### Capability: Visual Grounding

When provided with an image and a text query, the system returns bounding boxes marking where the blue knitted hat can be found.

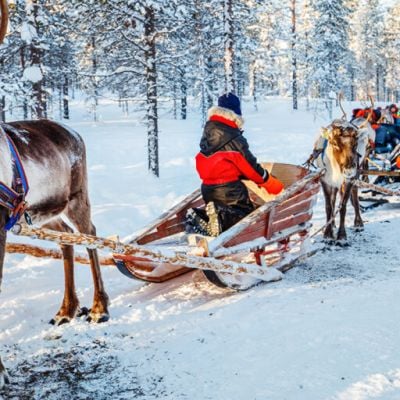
[218,93,242,116]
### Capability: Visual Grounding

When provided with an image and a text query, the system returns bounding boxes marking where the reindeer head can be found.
[0,0,8,44]
[328,120,359,176]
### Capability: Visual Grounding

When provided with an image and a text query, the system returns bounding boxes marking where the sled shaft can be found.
[12,224,280,281]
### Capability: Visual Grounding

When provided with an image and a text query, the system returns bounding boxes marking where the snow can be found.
[22,66,43,84]
[1,98,400,399]
[20,22,36,45]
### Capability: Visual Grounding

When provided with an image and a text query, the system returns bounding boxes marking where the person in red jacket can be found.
[189,93,284,236]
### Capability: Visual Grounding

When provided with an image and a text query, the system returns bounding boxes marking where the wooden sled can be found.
[113,163,322,290]
[358,153,400,209]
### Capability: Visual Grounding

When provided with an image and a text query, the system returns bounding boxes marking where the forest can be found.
[0,0,399,175]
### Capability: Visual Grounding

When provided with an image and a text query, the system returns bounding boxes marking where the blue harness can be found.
[0,134,30,230]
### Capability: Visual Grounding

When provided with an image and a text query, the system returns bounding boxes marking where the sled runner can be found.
[113,163,322,290]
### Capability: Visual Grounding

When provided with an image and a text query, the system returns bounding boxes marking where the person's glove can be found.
[259,175,284,195]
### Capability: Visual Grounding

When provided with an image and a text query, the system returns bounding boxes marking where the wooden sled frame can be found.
[113,163,323,285]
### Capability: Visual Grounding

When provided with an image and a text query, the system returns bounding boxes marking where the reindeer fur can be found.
[315,119,375,243]
[0,120,110,386]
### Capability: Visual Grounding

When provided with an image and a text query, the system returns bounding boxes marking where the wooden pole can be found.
[355,179,400,196]
[6,242,114,265]
[11,224,282,281]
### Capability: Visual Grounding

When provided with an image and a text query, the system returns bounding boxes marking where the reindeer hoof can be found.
[49,316,71,326]
[49,315,72,326]
[76,307,90,317]
[86,311,110,324]
[323,237,335,245]
[335,239,349,247]
[353,221,364,232]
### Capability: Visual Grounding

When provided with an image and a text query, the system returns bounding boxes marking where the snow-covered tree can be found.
[350,0,384,100]
[383,2,400,102]
[308,0,352,100]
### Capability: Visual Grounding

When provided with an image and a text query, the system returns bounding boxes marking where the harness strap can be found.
[0,134,30,230]
[7,134,29,195]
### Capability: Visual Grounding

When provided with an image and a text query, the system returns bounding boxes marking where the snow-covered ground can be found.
[1,98,400,400]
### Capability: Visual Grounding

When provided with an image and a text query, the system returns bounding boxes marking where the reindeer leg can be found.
[45,219,80,325]
[337,183,353,244]
[86,245,109,323]
[65,193,109,323]
[351,185,364,231]
[49,243,79,325]
[321,181,335,241]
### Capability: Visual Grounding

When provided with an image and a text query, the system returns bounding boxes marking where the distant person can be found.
[389,104,400,126]
[187,92,284,236]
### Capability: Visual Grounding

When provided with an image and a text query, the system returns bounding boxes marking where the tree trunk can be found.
[194,0,214,123]
[249,61,258,111]
[173,80,177,120]
[91,36,98,121]
[224,0,235,93]
[180,70,187,120]
[63,75,69,119]
[291,0,298,110]
[145,6,159,177]
[0,95,5,122]
[30,0,44,119]
[375,66,380,102]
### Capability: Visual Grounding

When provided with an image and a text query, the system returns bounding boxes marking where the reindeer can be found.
[0,1,109,388]
[310,97,375,244]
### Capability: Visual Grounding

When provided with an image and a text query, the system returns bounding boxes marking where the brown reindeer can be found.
[0,2,109,388]
[313,116,375,244]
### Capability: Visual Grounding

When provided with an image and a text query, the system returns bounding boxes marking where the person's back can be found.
[194,93,283,234]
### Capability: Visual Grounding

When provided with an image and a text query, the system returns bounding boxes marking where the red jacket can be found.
[196,151,266,185]
[196,113,268,186]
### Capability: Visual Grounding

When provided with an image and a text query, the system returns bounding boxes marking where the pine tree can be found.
[350,0,384,100]
[383,2,400,102]
[309,0,352,101]
[246,0,286,101]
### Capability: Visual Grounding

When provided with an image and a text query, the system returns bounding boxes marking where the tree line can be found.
[0,0,399,176]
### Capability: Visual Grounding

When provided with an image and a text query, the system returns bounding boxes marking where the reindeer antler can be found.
[359,95,375,128]
[338,91,347,121]
[0,0,8,44]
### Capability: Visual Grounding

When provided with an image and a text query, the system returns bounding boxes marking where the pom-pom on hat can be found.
[218,93,242,116]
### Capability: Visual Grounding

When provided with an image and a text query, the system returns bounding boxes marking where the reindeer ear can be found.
[321,127,329,139]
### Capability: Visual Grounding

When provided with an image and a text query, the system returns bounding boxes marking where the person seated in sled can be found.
[352,108,381,130]
[187,92,284,237]
[371,105,400,154]
[389,104,400,126]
